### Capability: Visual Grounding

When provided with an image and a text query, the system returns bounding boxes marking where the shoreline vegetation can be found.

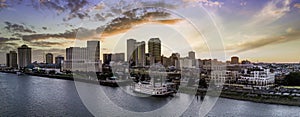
[178,87,300,107]
[1,70,300,107]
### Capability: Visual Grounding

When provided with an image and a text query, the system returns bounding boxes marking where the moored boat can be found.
[132,81,175,97]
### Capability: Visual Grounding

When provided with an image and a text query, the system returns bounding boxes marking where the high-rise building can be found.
[6,51,18,68]
[161,55,170,67]
[148,38,161,64]
[18,45,32,69]
[188,51,196,59]
[127,39,146,66]
[66,47,87,61]
[9,51,18,68]
[64,41,102,72]
[103,53,112,65]
[111,53,125,62]
[136,41,145,66]
[46,53,53,64]
[127,39,137,62]
[188,51,196,66]
[145,53,151,66]
[6,53,10,67]
[87,41,100,62]
[55,55,64,66]
[170,53,180,67]
[231,56,239,64]
[65,47,87,71]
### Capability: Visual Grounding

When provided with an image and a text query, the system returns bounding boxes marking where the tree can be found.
[284,72,300,86]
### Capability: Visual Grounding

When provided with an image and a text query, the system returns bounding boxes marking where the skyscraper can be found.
[46,53,53,64]
[103,53,112,65]
[127,39,146,66]
[18,45,32,69]
[55,55,64,67]
[87,41,100,62]
[188,51,196,66]
[6,51,18,68]
[136,41,145,66]
[148,38,161,64]
[9,51,18,68]
[66,47,87,61]
[111,53,125,62]
[6,53,10,67]
[64,41,102,72]
[231,56,239,64]
[170,53,180,69]
[127,39,137,62]
[188,51,196,59]
[65,47,87,71]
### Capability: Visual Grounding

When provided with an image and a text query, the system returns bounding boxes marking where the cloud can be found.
[30,41,65,47]
[228,30,300,53]
[21,27,103,42]
[63,12,90,21]
[141,1,179,9]
[1,0,93,21]
[240,1,247,6]
[286,27,294,33]
[94,13,106,21]
[182,0,223,7]
[4,21,36,33]
[0,37,20,43]
[294,3,300,9]
[152,19,183,24]
[22,7,182,42]
[0,2,7,9]
[0,37,20,52]
[249,0,291,25]
[38,0,65,14]
[101,7,182,37]
[1,0,187,22]
[22,29,77,41]
[93,2,105,10]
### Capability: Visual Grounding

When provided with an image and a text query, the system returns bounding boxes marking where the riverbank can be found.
[176,86,300,106]
[220,90,300,107]
[0,70,100,84]
[0,71,131,86]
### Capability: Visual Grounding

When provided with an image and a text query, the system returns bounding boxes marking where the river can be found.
[0,72,299,117]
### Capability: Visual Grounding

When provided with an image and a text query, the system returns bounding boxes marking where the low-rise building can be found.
[238,66,275,89]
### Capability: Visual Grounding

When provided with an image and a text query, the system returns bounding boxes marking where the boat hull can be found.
[132,89,174,97]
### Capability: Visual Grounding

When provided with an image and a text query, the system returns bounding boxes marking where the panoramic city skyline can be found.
[1,1,300,116]
[1,0,300,64]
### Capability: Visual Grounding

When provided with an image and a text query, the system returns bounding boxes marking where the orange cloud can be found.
[100,19,183,37]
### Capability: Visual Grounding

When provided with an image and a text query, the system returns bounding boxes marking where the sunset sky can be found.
[0,0,300,64]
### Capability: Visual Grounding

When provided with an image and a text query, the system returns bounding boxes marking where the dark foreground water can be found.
[0,72,299,117]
